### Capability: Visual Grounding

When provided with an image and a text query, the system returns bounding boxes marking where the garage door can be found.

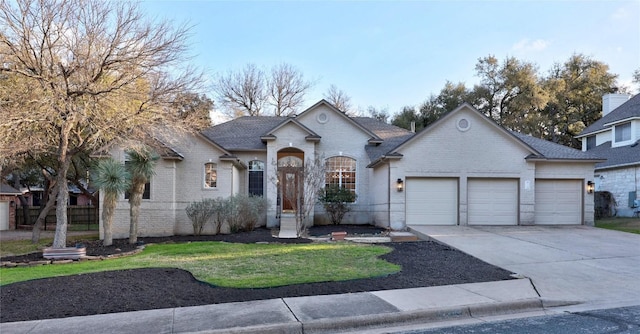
[468,179,518,225]
[535,180,582,225]
[406,178,458,225]
[0,201,9,231]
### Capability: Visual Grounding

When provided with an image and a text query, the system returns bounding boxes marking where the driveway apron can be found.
[409,225,640,308]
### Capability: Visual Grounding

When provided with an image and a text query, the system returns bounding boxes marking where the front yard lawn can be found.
[595,217,640,235]
[0,242,399,288]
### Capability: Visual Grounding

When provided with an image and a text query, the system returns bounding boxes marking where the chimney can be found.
[602,93,632,117]
[410,121,416,133]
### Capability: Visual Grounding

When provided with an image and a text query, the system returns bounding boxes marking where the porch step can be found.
[389,231,419,242]
[278,215,298,239]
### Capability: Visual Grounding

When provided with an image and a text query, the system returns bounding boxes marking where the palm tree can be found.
[125,148,159,244]
[93,158,130,246]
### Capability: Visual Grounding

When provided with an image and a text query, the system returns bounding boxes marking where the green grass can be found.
[595,217,640,234]
[0,234,99,257]
[0,242,400,288]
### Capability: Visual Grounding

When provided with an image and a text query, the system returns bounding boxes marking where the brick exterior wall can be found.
[0,195,17,230]
[99,103,597,239]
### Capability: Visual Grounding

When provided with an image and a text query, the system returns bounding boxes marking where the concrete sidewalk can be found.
[1,278,542,334]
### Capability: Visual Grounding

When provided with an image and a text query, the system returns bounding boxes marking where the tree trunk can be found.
[52,164,70,248]
[17,195,31,226]
[52,120,74,248]
[102,194,115,246]
[30,186,58,244]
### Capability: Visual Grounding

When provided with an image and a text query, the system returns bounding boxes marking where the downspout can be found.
[387,161,391,228]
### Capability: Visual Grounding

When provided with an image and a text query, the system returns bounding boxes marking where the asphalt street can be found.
[394,305,640,334]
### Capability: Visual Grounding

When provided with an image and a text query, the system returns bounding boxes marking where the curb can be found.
[301,299,544,334]
[195,298,546,334]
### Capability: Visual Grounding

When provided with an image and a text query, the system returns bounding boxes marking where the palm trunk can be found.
[102,193,116,246]
[128,181,144,244]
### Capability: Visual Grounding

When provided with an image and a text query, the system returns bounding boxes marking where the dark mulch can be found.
[0,225,515,323]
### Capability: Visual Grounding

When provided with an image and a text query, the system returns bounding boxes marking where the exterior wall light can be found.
[586,181,594,194]
[396,178,404,192]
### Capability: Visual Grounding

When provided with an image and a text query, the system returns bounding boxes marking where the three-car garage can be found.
[404,177,583,226]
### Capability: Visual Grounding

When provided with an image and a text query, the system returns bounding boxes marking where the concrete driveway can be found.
[410,225,640,311]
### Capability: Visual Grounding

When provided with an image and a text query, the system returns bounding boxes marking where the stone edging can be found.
[0,246,145,268]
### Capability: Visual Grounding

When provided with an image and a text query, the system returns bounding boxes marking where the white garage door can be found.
[0,201,9,231]
[468,179,519,225]
[535,179,582,225]
[406,178,458,225]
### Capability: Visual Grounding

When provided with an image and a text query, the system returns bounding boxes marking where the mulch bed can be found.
[0,225,515,323]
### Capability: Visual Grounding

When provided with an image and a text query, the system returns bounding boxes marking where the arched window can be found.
[248,160,264,196]
[325,156,356,197]
[204,163,217,188]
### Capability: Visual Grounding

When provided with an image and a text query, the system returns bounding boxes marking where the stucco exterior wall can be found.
[596,166,640,217]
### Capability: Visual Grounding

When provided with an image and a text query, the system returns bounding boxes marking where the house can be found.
[0,182,22,230]
[100,100,602,238]
[576,93,640,217]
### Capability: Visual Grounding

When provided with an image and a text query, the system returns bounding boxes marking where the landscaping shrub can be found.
[220,194,269,233]
[185,198,217,235]
[319,185,357,225]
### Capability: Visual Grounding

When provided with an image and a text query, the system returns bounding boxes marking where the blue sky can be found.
[141,0,640,117]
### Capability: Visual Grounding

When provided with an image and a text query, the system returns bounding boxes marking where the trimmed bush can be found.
[319,185,357,225]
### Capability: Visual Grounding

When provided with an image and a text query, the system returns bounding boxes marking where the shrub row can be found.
[185,194,269,235]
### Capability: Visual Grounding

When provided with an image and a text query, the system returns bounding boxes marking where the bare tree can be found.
[268,63,313,116]
[214,63,266,117]
[324,84,352,113]
[0,0,202,248]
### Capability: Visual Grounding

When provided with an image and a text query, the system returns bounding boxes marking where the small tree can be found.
[93,158,130,246]
[319,185,357,225]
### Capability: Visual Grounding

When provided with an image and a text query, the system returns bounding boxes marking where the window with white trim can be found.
[614,122,631,143]
[204,163,217,188]
[325,156,356,200]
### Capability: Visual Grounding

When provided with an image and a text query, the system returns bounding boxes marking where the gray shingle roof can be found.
[579,93,640,136]
[1,183,22,195]
[586,141,640,170]
[201,116,286,151]
[510,132,603,161]
[352,117,414,161]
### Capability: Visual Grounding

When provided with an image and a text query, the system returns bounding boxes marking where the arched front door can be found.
[277,149,304,213]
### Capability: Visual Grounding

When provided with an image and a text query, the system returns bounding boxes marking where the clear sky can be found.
[140,0,640,117]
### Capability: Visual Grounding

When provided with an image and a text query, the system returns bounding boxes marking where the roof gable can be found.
[393,103,539,155]
[578,93,640,137]
[296,100,382,143]
[261,118,321,142]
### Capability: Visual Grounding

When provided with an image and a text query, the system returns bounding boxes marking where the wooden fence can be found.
[16,205,99,230]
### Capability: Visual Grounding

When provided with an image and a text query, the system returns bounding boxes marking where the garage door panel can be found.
[535,180,582,225]
[406,178,457,225]
[468,179,518,225]
[0,202,9,231]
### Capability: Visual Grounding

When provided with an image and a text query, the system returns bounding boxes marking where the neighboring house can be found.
[101,100,602,238]
[0,183,22,230]
[576,93,640,217]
